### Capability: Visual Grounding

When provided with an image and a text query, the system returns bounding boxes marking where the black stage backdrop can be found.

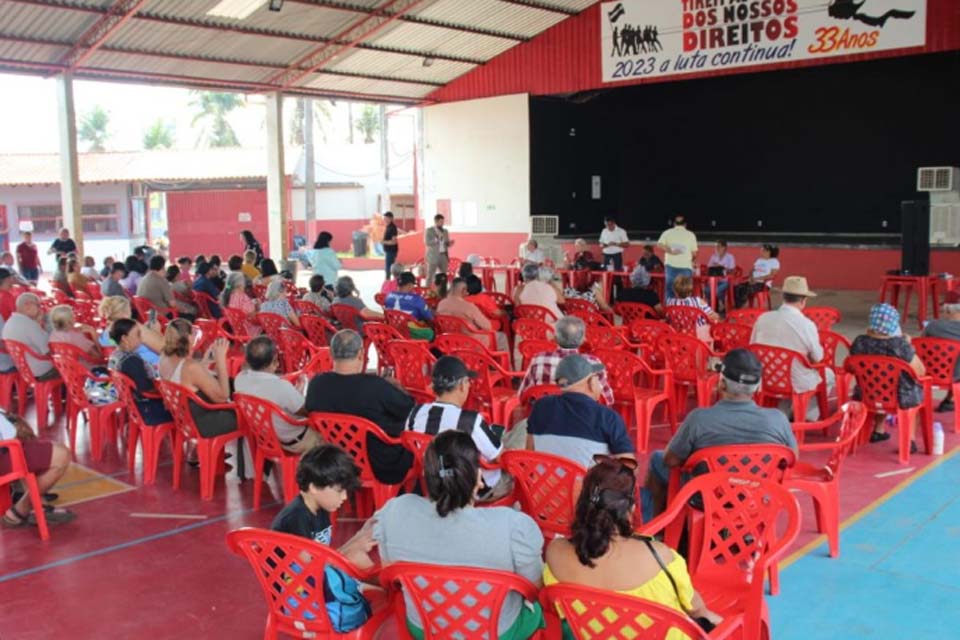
[530,51,960,239]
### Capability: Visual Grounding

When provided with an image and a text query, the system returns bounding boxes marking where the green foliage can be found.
[355,104,380,144]
[78,105,110,152]
[190,91,244,147]
[143,119,174,149]
[289,97,333,145]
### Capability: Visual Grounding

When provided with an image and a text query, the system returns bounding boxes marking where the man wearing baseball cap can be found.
[922,289,960,412]
[643,348,797,519]
[526,354,635,469]
[751,275,831,419]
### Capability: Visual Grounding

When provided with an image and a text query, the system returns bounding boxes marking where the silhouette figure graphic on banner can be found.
[828,0,916,27]
[612,23,662,56]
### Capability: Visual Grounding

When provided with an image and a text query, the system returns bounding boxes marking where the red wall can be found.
[166,189,268,261]
[290,219,368,253]
[429,0,960,103]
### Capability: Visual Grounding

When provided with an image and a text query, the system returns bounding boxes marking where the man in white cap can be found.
[750,275,830,418]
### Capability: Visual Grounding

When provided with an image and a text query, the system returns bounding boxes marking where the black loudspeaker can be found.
[901,200,930,276]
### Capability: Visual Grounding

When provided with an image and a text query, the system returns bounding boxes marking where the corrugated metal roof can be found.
[0,0,601,103]
[0,148,301,186]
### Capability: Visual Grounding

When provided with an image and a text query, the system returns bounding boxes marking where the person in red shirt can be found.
[15,231,40,283]
[0,269,16,320]
[464,274,505,331]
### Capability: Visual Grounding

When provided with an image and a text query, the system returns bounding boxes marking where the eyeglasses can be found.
[592,454,638,472]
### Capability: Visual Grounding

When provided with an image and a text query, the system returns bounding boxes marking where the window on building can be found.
[17,203,120,235]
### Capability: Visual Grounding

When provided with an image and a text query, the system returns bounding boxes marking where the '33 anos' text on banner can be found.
[600,0,926,82]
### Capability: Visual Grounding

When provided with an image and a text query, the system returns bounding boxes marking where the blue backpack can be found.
[323,566,371,632]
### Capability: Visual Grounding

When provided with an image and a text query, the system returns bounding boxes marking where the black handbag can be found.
[635,535,717,633]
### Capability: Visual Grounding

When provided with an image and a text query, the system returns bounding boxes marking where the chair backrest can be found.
[381,562,539,640]
[542,584,711,640]
[85,282,103,300]
[593,348,647,400]
[301,314,337,346]
[710,322,752,353]
[912,337,960,386]
[433,314,475,336]
[110,370,162,438]
[793,401,868,478]
[514,304,558,323]
[664,305,710,336]
[193,318,221,354]
[485,291,514,310]
[3,339,50,384]
[682,444,796,481]
[226,528,367,637]
[50,343,100,410]
[373,292,386,308]
[819,330,851,370]
[803,306,841,331]
[222,307,255,339]
[255,312,291,344]
[451,349,508,410]
[434,332,494,358]
[308,412,395,486]
[563,297,599,314]
[500,449,586,538]
[385,340,435,392]
[277,327,317,373]
[70,299,98,326]
[193,290,219,319]
[363,322,404,367]
[613,301,658,324]
[519,383,562,409]
[512,317,554,342]
[330,303,363,331]
[748,343,813,399]
[844,355,922,413]
[155,379,210,440]
[517,339,555,370]
[657,333,713,383]
[628,319,675,346]
[569,308,613,328]
[291,299,325,317]
[383,309,413,338]
[234,393,305,459]
[726,308,764,326]
[583,323,629,352]
[131,296,164,321]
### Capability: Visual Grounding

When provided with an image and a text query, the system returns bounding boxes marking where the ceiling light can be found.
[207,0,265,20]
[269,0,284,10]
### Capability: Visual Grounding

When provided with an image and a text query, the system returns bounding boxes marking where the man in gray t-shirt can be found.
[921,290,960,411]
[644,348,798,517]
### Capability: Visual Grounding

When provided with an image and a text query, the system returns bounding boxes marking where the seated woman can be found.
[49,304,102,364]
[302,274,334,312]
[99,296,163,370]
[256,258,280,288]
[734,244,780,308]
[165,265,199,317]
[333,276,383,323]
[107,318,172,426]
[665,275,719,340]
[616,263,662,311]
[851,303,926,451]
[374,431,545,640]
[430,273,448,300]
[514,264,564,323]
[121,255,145,297]
[706,240,736,312]
[158,319,237,438]
[260,279,301,328]
[52,257,75,298]
[221,271,261,337]
[81,255,101,282]
[545,456,722,639]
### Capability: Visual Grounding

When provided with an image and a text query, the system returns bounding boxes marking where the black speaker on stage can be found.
[901,200,930,276]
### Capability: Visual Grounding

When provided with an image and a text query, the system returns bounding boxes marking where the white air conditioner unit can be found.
[520,215,565,265]
[918,167,960,246]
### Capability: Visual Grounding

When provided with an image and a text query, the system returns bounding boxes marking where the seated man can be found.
[518,315,614,405]
[750,276,831,419]
[644,348,798,518]
[137,255,195,318]
[235,336,321,454]
[514,263,564,323]
[306,329,414,486]
[1,412,75,527]
[2,293,58,380]
[526,354,635,469]
[406,355,512,500]
[523,239,544,265]
[922,290,960,412]
[102,262,127,298]
[384,272,434,340]
[437,277,505,348]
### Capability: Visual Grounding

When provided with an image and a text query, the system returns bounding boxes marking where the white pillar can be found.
[265,92,287,262]
[56,73,83,254]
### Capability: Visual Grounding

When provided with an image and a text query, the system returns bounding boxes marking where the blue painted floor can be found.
[770,451,960,640]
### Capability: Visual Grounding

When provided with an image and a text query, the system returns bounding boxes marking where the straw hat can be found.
[777,276,817,297]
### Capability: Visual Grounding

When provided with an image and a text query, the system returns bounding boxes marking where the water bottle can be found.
[933,421,945,456]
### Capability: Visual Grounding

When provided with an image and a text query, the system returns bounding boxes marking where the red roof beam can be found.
[497,0,579,15]
[57,0,150,71]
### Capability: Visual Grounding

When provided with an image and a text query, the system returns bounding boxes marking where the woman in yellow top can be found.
[544,456,722,640]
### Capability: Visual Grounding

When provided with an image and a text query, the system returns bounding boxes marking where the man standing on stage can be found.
[425,214,454,281]
[599,216,629,272]
[382,211,399,279]
[657,215,698,298]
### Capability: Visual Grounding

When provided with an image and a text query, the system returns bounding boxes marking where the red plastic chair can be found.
[613,301,658,323]
[226,528,388,640]
[383,309,414,339]
[788,401,869,558]
[568,308,615,330]
[308,412,408,515]
[514,304,558,324]
[726,308,764,326]
[433,313,498,351]
[277,327,321,373]
[748,287,771,309]
[132,295,176,322]
[192,290,220,319]
[234,393,309,510]
[912,336,960,433]
[627,319,675,368]
[664,305,713,337]
[593,348,675,451]
[330,303,364,331]
[50,344,120,462]
[640,474,801,640]
[255,312,292,345]
[541,583,741,640]
[803,306,841,331]
[363,322,404,375]
[385,340,435,394]
[155,379,241,500]
[381,562,542,640]
[453,349,524,425]
[820,330,852,407]
[302,313,338,346]
[563,297,599,314]
[710,322,752,354]
[0,343,23,414]
[291,299,326,317]
[844,355,934,464]
[222,307,257,341]
[656,334,719,416]
[69,299,99,326]
[85,282,103,300]
[110,371,175,484]
[373,292,386,308]
[517,338,555,371]
[500,449,586,538]
[434,332,511,370]
[4,339,64,431]
[748,343,828,422]
[512,317,555,343]
[0,438,50,540]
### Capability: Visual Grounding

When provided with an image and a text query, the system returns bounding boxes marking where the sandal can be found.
[32,507,76,526]
[2,507,30,528]
[869,431,891,443]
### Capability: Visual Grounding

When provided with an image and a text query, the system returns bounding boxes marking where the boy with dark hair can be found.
[271,444,377,569]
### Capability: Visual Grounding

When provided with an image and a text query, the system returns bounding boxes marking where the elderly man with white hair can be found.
[522,239,544,265]
[2,292,58,379]
[513,263,563,322]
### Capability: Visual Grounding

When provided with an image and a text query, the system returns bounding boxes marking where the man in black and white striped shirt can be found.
[406,355,512,499]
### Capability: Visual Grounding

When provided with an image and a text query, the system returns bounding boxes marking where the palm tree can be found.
[289,97,332,145]
[143,119,175,149]
[190,91,244,147]
[355,104,380,144]
[78,105,110,152]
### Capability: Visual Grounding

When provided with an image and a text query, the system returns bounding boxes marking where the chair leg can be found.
[35,386,49,432]
[197,440,216,501]
[171,432,185,490]
[142,426,169,485]
[282,457,299,504]
[953,382,960,434]
[23,473,49,541]
[126,416,140,475]
[824,484,840,558]
[897,408,914,465]
[252,450,265,511]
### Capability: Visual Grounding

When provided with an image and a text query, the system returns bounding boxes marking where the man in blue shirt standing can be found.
[385,272,433,340]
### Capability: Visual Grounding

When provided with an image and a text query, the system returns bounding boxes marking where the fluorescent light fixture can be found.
[269,0,284,10]
[207,0,266,20]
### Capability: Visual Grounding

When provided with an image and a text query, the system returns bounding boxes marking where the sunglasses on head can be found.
[592,454,639,472]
